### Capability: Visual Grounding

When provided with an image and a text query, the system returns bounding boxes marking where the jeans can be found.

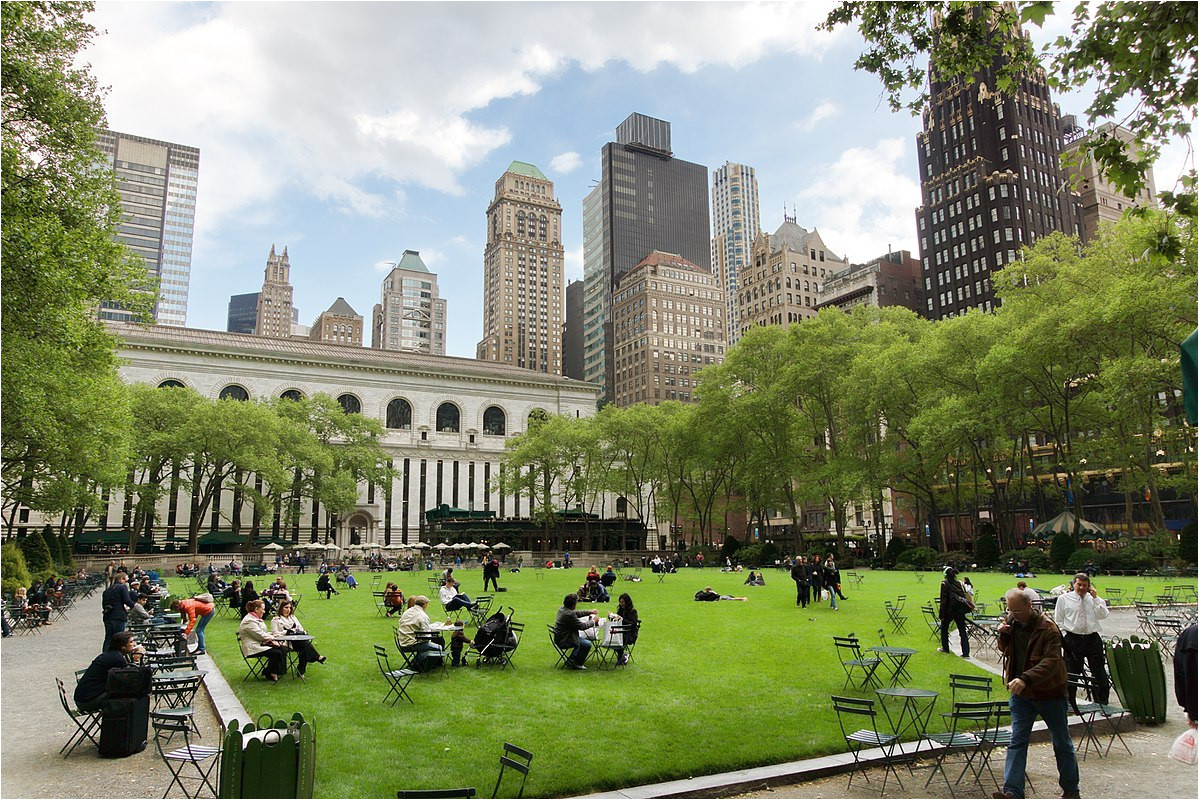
[103,618,126,651]
[1003,694,1079,799]
[942,612,970,656]
[445,595,476,612]
[829,590,838,610]
[569,639,592,667]
[194,610,214,651]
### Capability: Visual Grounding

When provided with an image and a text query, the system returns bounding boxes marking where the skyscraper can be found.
[226,292,259,334]
[310,297,363,346]
[711,162,761,345]
[582,113,711,402]
[563,280,585,380]
[96,130,199,326]
[254,245,295,338]
[477,162,564,373]
[1061,120,1157,242]
[915,14,1081,320]
[371,250,447,355]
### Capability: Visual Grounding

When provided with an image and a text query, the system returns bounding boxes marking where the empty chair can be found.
[831,695,903,794]
[921,700,993,796]
[884,600,909,634]
[55,677,101,757]
[922,604,942,640]
[1068,672,1133,760]
[151,711,221,799]
[492,742,533,798]
[374,644,418,706]
[948,673,992,705]
[833,634,882,690]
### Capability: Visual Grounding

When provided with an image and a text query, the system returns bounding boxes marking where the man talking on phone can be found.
[1054,572,1111,704]
[993,588,1079,800]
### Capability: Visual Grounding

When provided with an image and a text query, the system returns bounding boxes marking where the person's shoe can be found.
[264,672,279,683]
[962,653,971,658]
[191,649,206,656]
[567,662,586,670]
[992,793,1018,799]
[938,648,950,653]
[317,655,327,664]
[1061,792,1080,799]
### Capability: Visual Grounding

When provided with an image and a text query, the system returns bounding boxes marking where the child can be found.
[449,620,469,666]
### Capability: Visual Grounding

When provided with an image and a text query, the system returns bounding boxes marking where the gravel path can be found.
[1,586,222,799]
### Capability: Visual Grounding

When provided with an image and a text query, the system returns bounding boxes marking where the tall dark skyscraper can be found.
[915,17,1081,320]
[226,292,259,334]
[582,113,710,401]
[563,280,585,380]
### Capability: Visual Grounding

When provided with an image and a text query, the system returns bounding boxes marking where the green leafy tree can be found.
[1049,530,1076,571]
[1179,521,1197,566]
[883,536,908,569]
[1,543,33,596]
[1,2,151,534]
[974,530,1001,568]
[17,528,53,576]
[820,1,1197,214]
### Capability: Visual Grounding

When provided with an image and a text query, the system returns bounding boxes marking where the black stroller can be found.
[472,607,523,669]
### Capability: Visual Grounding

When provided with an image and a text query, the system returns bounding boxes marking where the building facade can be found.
[80,322,605,548]
[254,245,295,338]
[710,162,761,346]
[1061,120,1157,242]
[227,292,259,334]
[915,17,1082,320]
[580,184,609,399]
[816,249,924,313]
[611,251,725,406]
[96,130,199,326]
[563,280,585,380]
[371,250,447,355]
[476,162,564,373]
[310,297,364,346]
[737,216,847,336]
[582,113,711,403]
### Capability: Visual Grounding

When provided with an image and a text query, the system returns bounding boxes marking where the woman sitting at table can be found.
[383,583,405,616]
[395,595,445,671]
[315,571,339,598]
[611,593,639,665]
[238,599,288,683]
[240,580,261,616]
[269,599,326,676]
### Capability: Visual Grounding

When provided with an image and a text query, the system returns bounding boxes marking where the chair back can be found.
[946,700,994,733]
[56,677,76,715]
[831,695,879,738]
[493,742,533,798]
[949,673,993,704]
[876,628,890,647]
[374,644,394,673]
[832,635,864,663]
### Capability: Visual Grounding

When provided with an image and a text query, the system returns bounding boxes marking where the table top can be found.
[278,633,314,642]
[869,646,918,656]
[877,687,938,699]
[152,669,207,683]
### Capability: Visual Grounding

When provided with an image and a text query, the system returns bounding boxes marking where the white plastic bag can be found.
[1169,728,1197,765]
[603,613,624,647]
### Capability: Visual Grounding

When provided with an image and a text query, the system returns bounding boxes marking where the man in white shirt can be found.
[1053,572,1111,704]
[438,579,479,612]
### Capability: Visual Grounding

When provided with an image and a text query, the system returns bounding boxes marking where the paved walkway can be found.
[1,586,226,799]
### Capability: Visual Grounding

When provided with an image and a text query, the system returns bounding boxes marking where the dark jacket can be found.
[101,582,137,622]
[74,649,128,705]
[1175,622,1197,722]
[939,577,973,620]
[823,562,840,588]
[554,607,594,648]
[620,607,639,645]
[997,608,1068,701]
[790,563,809,585]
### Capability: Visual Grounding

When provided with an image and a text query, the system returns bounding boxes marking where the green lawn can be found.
[199,567,1170,798]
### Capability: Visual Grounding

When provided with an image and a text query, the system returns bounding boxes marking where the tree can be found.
[2,2,151,531]
[974,530,1001,568]
[17,528,53,576]
[1,543,33,596]
[1049,530,1076,571]
[820,2,1197,214]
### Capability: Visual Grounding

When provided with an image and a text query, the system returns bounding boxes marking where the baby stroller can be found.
[472,607,520,669]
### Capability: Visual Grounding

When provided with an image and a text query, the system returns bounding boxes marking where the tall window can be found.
[527,408,549,430]
[483,406,506,436]
[337,394,362,415]
[386,398,412,429]
[219,385,249,401]
[436,402,460,433]
[280,389,304,401]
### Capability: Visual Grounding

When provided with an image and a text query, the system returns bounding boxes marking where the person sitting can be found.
[395,595,445,672]
[238,599,288,682]
[344,572,358,590]
[128,595,154,624]
[600,566,618,590]
[383,583,406,617]
[554,594,598,670]
[586,566,601,586]
[440,567,461,589]
[611,593,639,665]
[439,578,479,612]
[207,573,227,597]
[315,572,338,599]
[240,580,261,616]
[222,579,242,613]
[694,587,748,602]
[744,571,766,586]
[269,599,326,677]
[14,587,51,626]
[74,632,145,712]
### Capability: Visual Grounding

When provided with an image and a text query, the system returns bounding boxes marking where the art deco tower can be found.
[254,245,294,338]
[477,162,564,373]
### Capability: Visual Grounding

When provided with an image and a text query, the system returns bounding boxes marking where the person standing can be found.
[809,556,824,605]
[790,557,810,608]
[939,567,972,657]
[823,556,841,610]
[101,573,137,652]
[1053,572,1111,704]
[171,596,215,656]
[1175,622,1197,728]
[483,556,500,592]
[994,588,1079,799]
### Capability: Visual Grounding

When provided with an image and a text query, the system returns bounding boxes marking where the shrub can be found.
[1065,549,1098,573]
[1179,521,1197,566]
[1049,531,1076,571]
[895,546,940,569]
[1,543,33,597]
[1004,547,1051,572]
[974,531,1000,568]
[17,529,53,576]
[721,536,742,561]
[735,541,780,567]
[1144,530,1179,563]
[883,536,908,569]
[1099,543,1156,574]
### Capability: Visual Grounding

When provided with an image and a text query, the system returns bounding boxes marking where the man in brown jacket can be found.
[993,588,1079,799]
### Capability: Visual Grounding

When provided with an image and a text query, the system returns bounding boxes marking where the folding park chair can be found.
[476,622,524,671]
[371,574,383,591]
[56,678,101,757]
[374,644,418,705]
[151,672,205,723]
[469,595,495,627]
[151,711,221,799]
[397,631,449,675]
[594,623,633,668]
[884,601,909,634]
[236,633,267,682]
[912,570,925,584]
[145,652,198,675]
[1150,616,1183,660]
[427,576,442,593]
[948,673,992,705]
[847,571,864,588]
[396,790,476,799]
[373,592,390,617]
[894,594,906,611]
[920,700,993,797]
[975,700,1034,795]
[831,695,903,794]
[12,606,46,635]
[833,635,883,690]
[493,742,533,798]
[921,605,942,641]
[546,625,572,669]
[1068,672,1133,759]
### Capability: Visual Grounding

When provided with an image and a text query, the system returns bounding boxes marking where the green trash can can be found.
[219,713,315,798]
[1106,636,1167,724]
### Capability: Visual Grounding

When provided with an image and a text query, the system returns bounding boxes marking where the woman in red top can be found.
[171,596,215,655]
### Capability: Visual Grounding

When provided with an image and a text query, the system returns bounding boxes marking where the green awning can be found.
[72,529,131,545]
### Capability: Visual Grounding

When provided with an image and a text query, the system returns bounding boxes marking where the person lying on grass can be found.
[694,587,748,602]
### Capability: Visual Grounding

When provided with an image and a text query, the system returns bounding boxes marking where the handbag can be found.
[193,592,214,604]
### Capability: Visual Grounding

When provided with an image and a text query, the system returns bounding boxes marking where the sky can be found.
[82,1,1191,359]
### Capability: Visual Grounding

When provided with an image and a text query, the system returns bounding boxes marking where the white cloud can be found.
[797,100,840,132]
[564,245,584,280]
[797,138,921,262]
[549,151,583,174]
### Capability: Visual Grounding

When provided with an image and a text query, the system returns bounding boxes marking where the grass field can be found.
[198,566,1179,798]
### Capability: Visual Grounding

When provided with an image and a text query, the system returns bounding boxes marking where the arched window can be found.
[386,398,412,430]
[337,393,362,415]
[482,406,506,436]
[280,389,304,402]
[158,379,185,389]
[527,408,549,430]
[436,402,460,433]
[219,385,249,401]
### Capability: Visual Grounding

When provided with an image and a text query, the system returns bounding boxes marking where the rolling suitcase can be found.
[99,695,150,757]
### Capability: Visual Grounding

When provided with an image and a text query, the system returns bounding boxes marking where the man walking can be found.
[1054,572,1111,704]
[939,567,972,657]
[100,572,137,651]
[993,588,1080,799]
[790,556,810,608]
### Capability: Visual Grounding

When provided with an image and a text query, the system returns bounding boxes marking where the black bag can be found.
[106,665,152,698]
[99,695,150,758]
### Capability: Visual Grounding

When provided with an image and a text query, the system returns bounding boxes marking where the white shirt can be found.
[1053,588,1109,635]
[438,585,459,606]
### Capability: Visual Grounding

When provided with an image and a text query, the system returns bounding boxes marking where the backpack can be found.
[473,610,515,654]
